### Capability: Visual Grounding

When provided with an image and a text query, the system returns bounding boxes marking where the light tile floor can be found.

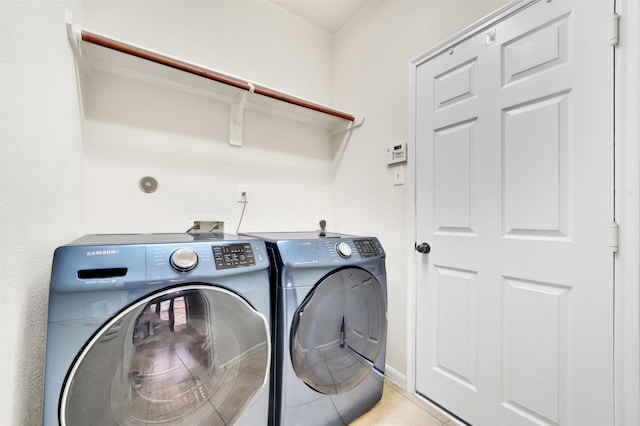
[350,379,458,426]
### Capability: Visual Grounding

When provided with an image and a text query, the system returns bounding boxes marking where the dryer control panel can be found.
[336,239,380,259]
[354,239,379,258]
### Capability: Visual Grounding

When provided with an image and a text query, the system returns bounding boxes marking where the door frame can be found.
[405,0,640,424]
[613,1,640,425]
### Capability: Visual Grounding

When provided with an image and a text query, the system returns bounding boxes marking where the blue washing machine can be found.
[240,232,387,426]
[43,233,272,426]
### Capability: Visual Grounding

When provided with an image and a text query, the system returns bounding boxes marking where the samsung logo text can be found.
[86,250,120,256]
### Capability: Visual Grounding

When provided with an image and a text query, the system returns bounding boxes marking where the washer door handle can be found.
[415,242,431,254]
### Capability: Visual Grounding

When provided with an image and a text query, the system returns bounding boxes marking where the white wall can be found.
[0,1,85,424]
[82,0,337,234]
[332,0,509,380]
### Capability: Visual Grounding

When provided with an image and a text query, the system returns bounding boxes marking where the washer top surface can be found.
[67,232,245,246]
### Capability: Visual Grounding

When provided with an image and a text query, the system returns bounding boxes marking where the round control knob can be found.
[170,248,198,272]
[336,242,352,259]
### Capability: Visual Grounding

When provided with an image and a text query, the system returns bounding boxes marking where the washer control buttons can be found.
[213,243,256,270]
[170,248,198,272]
[336,241,353,259]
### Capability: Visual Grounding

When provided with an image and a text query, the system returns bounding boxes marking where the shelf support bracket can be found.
[66,11,91,73]
[65,11,80,54]
[229,83,254,147]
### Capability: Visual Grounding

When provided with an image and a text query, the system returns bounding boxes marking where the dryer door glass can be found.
[60,284,270,426]
[290,267,387,394]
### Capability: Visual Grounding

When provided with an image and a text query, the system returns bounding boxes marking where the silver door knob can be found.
[415,242,431,254]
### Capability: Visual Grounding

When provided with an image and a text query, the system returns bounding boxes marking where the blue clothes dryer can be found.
[240,232,387,426]
[43,233,272,426]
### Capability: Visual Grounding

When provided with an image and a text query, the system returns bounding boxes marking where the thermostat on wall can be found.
[387,143,407,165]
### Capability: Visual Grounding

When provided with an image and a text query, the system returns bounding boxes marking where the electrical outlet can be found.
[238,184,248,202]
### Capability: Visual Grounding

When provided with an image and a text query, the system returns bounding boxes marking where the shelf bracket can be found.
[65,11,80,54]
[229,83,254,147]
[66,12,92,73]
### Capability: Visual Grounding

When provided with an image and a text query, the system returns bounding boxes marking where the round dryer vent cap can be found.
[139,176,159,193]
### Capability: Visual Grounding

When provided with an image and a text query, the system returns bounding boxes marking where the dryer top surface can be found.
[240,231,354,241]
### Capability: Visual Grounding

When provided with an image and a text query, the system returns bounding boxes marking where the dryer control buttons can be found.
[335,241,353,259]
[170,248,199,272]
[355,239,379,257]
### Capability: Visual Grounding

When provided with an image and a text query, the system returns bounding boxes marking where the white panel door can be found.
[414,1,614,425]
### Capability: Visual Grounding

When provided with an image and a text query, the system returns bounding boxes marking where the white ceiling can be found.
[270,0,370,33]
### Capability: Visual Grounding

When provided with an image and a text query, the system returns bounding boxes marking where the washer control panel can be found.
[213,243,256,270]
[354,239,379,258]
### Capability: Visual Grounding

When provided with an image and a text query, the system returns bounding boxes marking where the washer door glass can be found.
[60,284,270,426]
[290,267,386,395]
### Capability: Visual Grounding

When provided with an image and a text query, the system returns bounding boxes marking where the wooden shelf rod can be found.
[81,31,355,122]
